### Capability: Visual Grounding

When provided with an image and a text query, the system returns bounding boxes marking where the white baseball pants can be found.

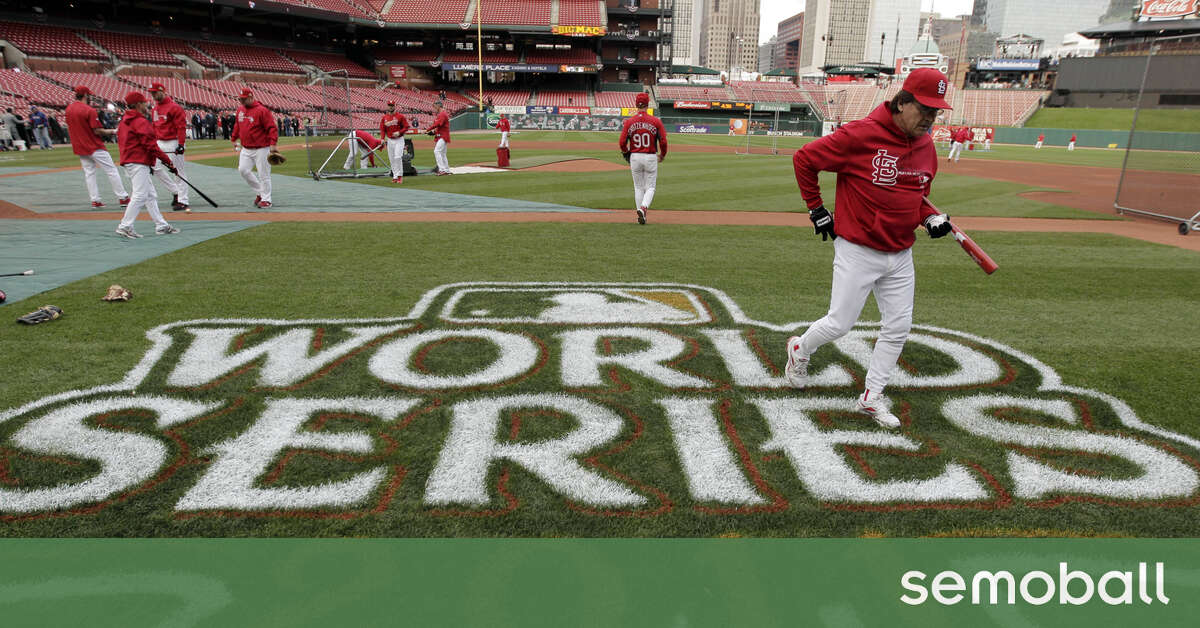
[434,138,449,173]
[1035,141,1043,149]
[238,146,272,203]
[629,152,658,210]
[80,149,127,202]
[1068,141,1075,151]
[948,141,964,162]
[343,139,371,170]
[119,164,169,230]
[499,131,509,148]
[154,139,188,204]
[387,137,406,178]
[796,237,915,397]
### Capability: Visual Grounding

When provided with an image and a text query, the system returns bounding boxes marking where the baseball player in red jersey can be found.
[231,89,279,208]
[65,86,128,208]
[380,101,409,183]
[1068,133,1077,151]
[618,92,667,225]
[786,68,955,429]
[344,129,383,170]
[116,91,179,238]
[148,82,189,212]
[426,101,451,175]
[984,127,993,150]
[497,114,511,148]
[1035,133,1045,149]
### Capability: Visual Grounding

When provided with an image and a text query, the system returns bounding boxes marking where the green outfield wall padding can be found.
[996,127,1200,152]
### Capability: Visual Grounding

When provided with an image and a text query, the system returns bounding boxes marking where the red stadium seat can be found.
[480,0,552,26]
[194,42,306,74]
[124,76,230,109]
[594,91,642,108]
[0,23,106,60]
[0,69,75,108]
[85,30,219,68]
[382,0,471,24]
[525,47,598,65]
[654,84,733,101]
[534,90,586,107]
[286,51,377,79]
[558,0,604,27]
[37,72,133,103]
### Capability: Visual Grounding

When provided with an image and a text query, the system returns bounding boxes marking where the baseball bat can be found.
[924,198,998,275]
[171,171,219,208]
[0,269,34,277]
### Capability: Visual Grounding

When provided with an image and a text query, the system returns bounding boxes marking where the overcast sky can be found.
[759,0,977,44]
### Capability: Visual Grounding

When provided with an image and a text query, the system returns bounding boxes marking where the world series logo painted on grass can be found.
[1,283,1198,532]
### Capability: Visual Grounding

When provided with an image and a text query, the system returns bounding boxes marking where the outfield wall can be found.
[995,127,1200,151]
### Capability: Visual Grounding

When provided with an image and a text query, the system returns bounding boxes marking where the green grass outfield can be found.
[1025,107,1200,133]
[0,223,1198,537]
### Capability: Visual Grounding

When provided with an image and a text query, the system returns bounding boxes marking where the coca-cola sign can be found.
[1140,0,1198,18]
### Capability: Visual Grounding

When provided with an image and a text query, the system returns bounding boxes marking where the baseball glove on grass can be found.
[102,285,131,302]
[17,305,62,325]
[267,150,286,166]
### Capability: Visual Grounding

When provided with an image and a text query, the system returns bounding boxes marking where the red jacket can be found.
[151,96,187,144]
[428,110,450,143]
[66,101,105,156]
[619,112,668,156]
[793,103,939,253]
[497,118,510,132]
[353,130,383,150]
[380,113,409,139]
[232,101,278,149]
[1070,134,1077,142]
[118,109,173,167]
[954,127,971,143]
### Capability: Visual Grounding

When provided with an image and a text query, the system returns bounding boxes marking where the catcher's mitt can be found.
[622,151,631,163]
[102,284,131,302]
[267,151,286,166]
[17,305,62,325]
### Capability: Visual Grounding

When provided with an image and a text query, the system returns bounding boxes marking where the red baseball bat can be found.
[924,198,998,275]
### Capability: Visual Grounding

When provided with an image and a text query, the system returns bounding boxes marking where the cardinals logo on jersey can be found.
[871,149,900,186]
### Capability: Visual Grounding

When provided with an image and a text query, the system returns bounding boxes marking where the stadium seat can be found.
[194,42,306,74]
[470,89,531,107]
[525,47,599,65]
[480,0,552,26]
[534,90,587,107]
[0,69,75,108]
[594,91,642,108]
[382,0,471,24]
[557,0,605,27]
[37,72,133,103]
[85,30,218,68]
[442,50,520,64]
[286,51,376,79]
[654,85,733,101]
[0,23,106,60]
[123,76,230,109]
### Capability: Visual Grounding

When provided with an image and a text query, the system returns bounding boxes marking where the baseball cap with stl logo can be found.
[902,68,953,110]
[635,92,650,107]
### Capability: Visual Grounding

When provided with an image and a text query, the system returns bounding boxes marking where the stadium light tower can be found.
[476,0,484,113]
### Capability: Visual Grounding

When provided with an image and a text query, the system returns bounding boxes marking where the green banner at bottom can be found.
[0,539,1196,627]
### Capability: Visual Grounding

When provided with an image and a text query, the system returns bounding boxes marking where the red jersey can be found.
[380,113,409,139]
[66,101,105,156]
[1070,134,1077,142]
[954,127,970,143]
[619,112,668,156]
[497,118,510,133]
[353,130,383,150]
[792,103,939,253]
[985,129,994,140]
[231,101,278,149]
[428,110,450,143]
[151,95,187,144]
[117,109,173,167]
[1037,134,1045,141]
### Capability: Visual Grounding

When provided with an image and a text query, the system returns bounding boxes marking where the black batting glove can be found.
[809,206,836,241]
[175,145,185,155]
[925,213,952,239]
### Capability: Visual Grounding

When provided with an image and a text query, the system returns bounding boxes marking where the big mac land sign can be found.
[1140,0,1198,18]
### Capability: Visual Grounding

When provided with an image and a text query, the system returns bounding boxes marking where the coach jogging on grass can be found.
[783,68,955,429]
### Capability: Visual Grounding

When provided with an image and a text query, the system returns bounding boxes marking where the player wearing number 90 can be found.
[618,92,667,225]
[785,68,954,430]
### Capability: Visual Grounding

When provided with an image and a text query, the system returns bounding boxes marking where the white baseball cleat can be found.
[155,224,180,235]
[115,226,143,239]
[636,206,647,225]
[855,390,901,429]
[783,336,808,389]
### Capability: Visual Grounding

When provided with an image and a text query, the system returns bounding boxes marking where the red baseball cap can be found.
[387,100,396,107]
[149,82,166,93]
[902,68,953,110]
[74,85,91,96]
[635,92,650,107]
[124,91,147,106]
[238,88,253,99]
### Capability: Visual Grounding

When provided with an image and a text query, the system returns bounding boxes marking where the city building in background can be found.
[759,36,777,73]
[773,11,805,73]
[698,0,761,78]
[984,0,1109,49]
[672,0,698,65]
[864,0,921,67]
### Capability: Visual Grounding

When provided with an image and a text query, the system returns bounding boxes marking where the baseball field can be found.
[1,131,1198,538]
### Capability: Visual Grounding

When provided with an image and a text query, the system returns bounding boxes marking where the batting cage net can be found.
[1114,36,1200,235]
[306,70,409,180]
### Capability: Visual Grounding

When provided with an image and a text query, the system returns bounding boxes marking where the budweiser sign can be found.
[1140,0,1198,18]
